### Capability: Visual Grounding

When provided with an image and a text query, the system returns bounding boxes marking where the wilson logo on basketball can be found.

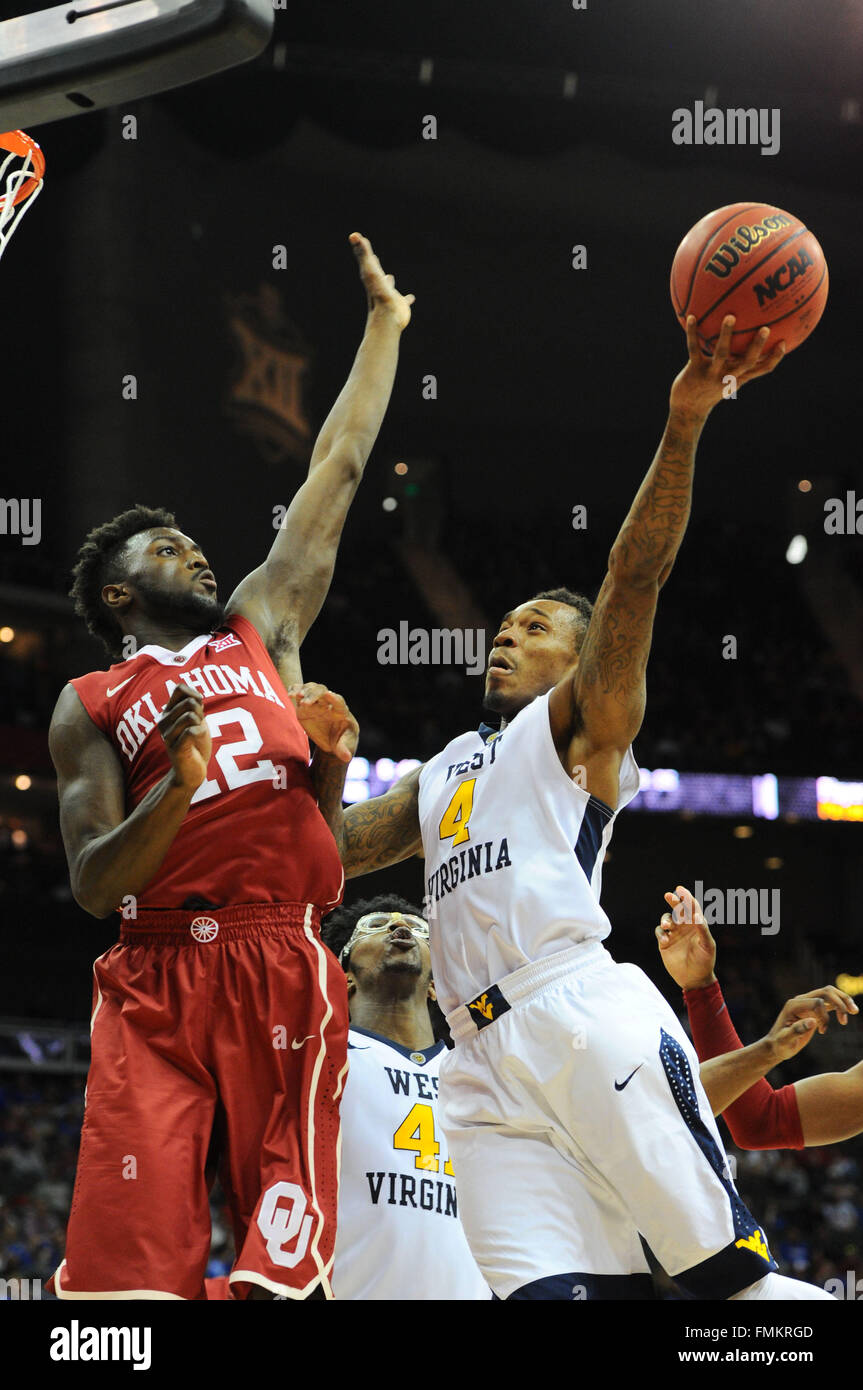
[190,916,219,942]
[703,213,793,279]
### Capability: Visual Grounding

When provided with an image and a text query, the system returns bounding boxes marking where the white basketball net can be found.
[0,146,43,262]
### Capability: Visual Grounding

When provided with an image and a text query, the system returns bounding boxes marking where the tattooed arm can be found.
[340,765,424,878]
[284,681,422,875]
[549,314,785,808]
[311,749,351,858]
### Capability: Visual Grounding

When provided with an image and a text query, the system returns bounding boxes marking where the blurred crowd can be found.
[0,1072,235,1290]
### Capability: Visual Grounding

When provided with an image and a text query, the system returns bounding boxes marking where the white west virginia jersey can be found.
[331,1027,490,1300]
[417,690,640,1018]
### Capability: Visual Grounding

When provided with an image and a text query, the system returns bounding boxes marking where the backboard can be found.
[0,0,274,130]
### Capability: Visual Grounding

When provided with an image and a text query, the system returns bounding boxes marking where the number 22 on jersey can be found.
[190,706,277,804]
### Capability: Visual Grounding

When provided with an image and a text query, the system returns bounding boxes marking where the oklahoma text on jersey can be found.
[70,614,343,910]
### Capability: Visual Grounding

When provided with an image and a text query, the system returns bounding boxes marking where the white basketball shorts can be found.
[441,941,778,1300]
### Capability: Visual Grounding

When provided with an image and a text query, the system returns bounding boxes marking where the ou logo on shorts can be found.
[258,1182,314,1268]
[190,916,219,942]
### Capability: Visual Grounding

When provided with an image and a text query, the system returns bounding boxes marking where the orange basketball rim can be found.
[0,128,45,261]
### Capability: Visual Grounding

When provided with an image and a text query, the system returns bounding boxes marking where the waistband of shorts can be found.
[446,940,609,1042]
[118,901,321,943]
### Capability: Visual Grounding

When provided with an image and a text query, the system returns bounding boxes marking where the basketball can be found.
[670,202,828,356]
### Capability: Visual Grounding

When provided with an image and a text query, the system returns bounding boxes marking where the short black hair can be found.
[69,504,179,658]
[532,587,594,651]
[321,893,450,1046]
[321,892,424,968]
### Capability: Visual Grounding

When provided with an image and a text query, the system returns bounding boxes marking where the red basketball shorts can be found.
[48,902,349,1300]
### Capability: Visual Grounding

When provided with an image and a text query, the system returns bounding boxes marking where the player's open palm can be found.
[159,684,212,791]
[766,986,858,1063]
[286,683,359,764]
[655,885,717,991]
[350,232,415,329]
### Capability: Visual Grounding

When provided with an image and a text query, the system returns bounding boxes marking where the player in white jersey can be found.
[320,895,489,1300]
[316,316,830,1299]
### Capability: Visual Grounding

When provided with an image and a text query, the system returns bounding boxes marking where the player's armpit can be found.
[795,1064,863,1146]
[342,765,424,878]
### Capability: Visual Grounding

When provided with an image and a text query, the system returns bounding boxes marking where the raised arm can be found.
[550,317,784,782]
[49,682,210,918]
[226,234,413,677]
[656,886,859,1143]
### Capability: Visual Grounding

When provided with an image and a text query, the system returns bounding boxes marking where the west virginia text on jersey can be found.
[332,1028,489,1300]
[417,692,640,1019]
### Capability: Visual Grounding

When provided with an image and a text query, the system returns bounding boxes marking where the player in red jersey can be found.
[45,233,412,1301]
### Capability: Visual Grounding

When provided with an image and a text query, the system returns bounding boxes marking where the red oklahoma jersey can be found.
[70,613,344,911]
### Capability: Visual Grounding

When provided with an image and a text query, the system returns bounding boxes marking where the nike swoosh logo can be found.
[106,676,134,698]
[291,1035,316,1050]
[614,1064,643,1092]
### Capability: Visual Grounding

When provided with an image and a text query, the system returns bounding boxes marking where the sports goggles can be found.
[339,911,429,963]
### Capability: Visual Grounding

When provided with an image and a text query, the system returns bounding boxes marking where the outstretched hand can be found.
[655,885,717,991]
[670,313,785,417]
[765,986,858,1064]
[350,232,415,329]
[286,682,359,764]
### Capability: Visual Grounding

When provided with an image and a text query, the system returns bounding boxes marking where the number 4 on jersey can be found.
[393,1102,454,1176]
[438,777,475,847]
